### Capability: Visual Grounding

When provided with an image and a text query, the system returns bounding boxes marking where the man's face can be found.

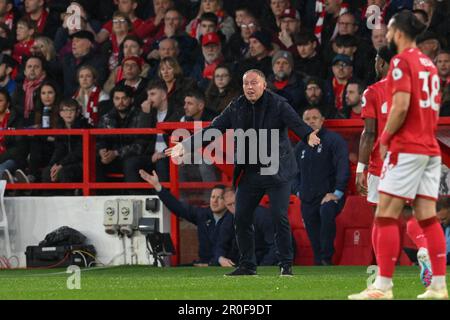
[418,39,439,59]
[164,10,182,30]
[184,96,204,117]
[24,58,44,80]
[16,23,32,42]
[325,0,342,14]
[303,108,324,130]
[123,60,140,80]
[332,61,353,80]
[159,39,177,58]
[202,0,219,13]
[113,91,132,112]
[202,43,221,63]
[371,25,387,50]
[270,0,288,17]
[413,0,433,15]
[249,38,267,59]
[345,83,361,107]
[337,14,357,36]
[280,17,300,35]
[273,58,292,80]
[240,17,258,40]
[199,20,217,36]
[154,0,173,13]
[243,72,266,103]
[112,16,129,34]
[24,0,43,14]
[147,88,165,108]
[223,191,235,214]
[306,84,322,105]
[210,187,226,214]
[386,19,399,53]
[436,53,450,78]
[72,37,92,58]
[297,41,316,59]
[235,9,248,28]
[118,0,136,15]
[0,0,10,15]
[123,40,142,57]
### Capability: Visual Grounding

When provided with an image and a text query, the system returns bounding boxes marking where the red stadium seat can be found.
[333,196,375,265]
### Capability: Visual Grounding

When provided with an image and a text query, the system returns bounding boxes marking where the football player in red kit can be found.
[349,10,448,300]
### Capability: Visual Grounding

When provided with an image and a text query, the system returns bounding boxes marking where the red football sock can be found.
[375,217,400,278]
[406,218,428,249]
[418,217,447,276]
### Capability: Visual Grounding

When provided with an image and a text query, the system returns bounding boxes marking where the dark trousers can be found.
[235,171,293,270]
[42,163,83,182]
[96,155,152,182]
[301,196,345,264]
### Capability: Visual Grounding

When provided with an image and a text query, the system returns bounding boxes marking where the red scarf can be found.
[332,77,347,111]
[274,80,289,90]
[73,86,101,126]
[315,1,348,43]
[2,11,14,29]
[0,111,10,154]
[23,74,45,119]
[29,9,49,34]
[115,66,124,84]
[202,57,223,80]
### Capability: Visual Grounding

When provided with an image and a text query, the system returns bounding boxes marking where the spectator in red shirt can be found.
[13,17,36,65]
[327,54,353,111]
[0,0,14,30]
[96,0,143,44]
[134,0,174,40]
[341,79,365,119]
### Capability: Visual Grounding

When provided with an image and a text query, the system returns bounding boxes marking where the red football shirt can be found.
[386,47,441,156]
[361,77,388,176]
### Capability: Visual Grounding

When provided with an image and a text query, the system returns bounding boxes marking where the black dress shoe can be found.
[225,267,257,276]
[280,265,293,276]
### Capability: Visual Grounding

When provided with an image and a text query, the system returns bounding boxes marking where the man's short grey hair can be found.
[243,69,266,82]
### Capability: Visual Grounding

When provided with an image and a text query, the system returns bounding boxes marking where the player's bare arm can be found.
[356,118,376,195]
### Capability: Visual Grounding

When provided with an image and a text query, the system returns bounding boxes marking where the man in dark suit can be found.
[167,69,320,276]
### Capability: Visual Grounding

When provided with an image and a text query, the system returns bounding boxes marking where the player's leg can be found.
[367,174,379,257]
[413,156,448,299]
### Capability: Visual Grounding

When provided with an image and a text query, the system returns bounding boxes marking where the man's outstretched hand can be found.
[308,129,321,147]
[139,169,162,192]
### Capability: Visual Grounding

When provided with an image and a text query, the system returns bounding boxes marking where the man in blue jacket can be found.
[292,106,350,266]
[167,69,321,276]
[139,169,232,266]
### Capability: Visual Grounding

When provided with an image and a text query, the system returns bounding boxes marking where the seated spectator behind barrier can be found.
[224,14,260,64]
[140,169,232,266]
[157,56,197,115]
[12,17,36,66]
[294,31,327,79]
[29,36,62,84]
[41,98,91,184]
[274,8,301,54]
[267,50,306,114]
[104,11,134,72]
[179,88,219,182]
[326,54,354,113]
[73,65,109,127]
[27,80,61,182]
[95,84,147,182]
[62,30,108,97]
[303,77,337,119]
[340,79,365,119]
[186,0,236,42]
[190,32,225,90]
[216,187,277,267]
[205,63,241,114]
[116,55,148,109]
[12,55,48,128]
[237,30,274,79]
[133,79,182,182]
[103,35,150,94]
[0,53,16,96]
[0,87,28,183]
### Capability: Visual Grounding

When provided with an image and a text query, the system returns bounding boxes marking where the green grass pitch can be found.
[0,266,445,300]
